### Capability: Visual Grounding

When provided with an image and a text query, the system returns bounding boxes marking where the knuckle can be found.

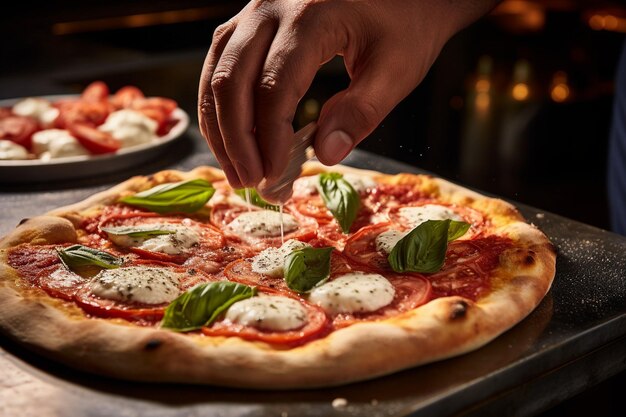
[256,67,301,104]
[210,70,236,95]
[212,21,235,42]
[256,71,283,97]
[198,94,216,117]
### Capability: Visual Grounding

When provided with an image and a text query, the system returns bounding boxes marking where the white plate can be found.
[0,95,189,183]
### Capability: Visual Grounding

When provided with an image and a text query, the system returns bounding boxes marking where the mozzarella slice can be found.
[89,267,181,304]
[0,140,28,160]
[375,229,407,254]
[251,239,309,277]
[292,175,319,197]
[308,272,395,314]
[342,173,377,193]
[292,173,377,197]
[397,204,463,229]
[104,224,199,255]
[40,134,90,159]
[32,129,74,156]
[99,109,158,148]
[227,210,298,238]
[12,98,59,126]
[224,295,308,331]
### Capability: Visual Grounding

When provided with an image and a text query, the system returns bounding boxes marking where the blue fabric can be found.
[608,40,626,235]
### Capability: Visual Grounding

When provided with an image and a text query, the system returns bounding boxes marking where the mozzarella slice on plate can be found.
[308,272,395,314]
[99,109,158,148]
[89,267,181,304]
[0,140,29,160]
[375,229,407,255]
[12,98,59,126]
[397,204,463,229]
[227,210,298,238]
[225,295,308,331]
[104,224,199,255]
[251,239,310,277]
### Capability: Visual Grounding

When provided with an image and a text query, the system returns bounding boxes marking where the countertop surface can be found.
[1,128,625,417]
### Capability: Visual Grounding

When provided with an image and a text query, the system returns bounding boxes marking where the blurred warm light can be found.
[53,6,232,35]
[303,99,320,118]
[605,15,619,31]
[475,93,490,111]
[550,71,570,103]
[587,12,626,33]
[475,79,491,93]
[589,15,604,30]
[490,0,546,33]
[512,83,529,101]
[551,84,570,102]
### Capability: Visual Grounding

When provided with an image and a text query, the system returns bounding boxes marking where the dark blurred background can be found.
[1,0,625,231]
[0,1,625,415]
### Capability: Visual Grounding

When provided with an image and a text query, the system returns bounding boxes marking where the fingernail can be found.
[234,161,251,186]
[223,164,242,188]
[318,130,353,165]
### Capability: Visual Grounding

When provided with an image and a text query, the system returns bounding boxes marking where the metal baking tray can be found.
[1,127,625,417]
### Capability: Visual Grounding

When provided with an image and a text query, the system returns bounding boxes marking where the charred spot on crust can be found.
[18,218,30,226]
[144,339,163,350]
[450,300,468,320]
[525,251,536,265]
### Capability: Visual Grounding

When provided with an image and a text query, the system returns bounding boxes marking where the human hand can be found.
[198,0,498,188]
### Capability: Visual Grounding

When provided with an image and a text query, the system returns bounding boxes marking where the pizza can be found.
[0,163,556,388]
[0,81,180,161]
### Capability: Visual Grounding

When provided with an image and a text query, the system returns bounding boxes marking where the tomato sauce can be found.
[429,236,512,300]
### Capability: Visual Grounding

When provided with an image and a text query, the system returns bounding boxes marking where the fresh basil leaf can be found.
[447,220,471,242]
[284,247,333,293]
[161,281,257,332]
[101,226,175,239]
[318,172,360,233]
[56,245,122,271]
[234,188,279,211]
[388,219,470,273]
[119,179,215,213]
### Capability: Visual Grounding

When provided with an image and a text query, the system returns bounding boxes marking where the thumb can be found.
[314,56,411,166]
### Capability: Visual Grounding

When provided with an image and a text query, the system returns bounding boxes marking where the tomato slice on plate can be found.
[331,273,432,329]
[223,258,292,292]
[111,86,145,108]
[81,81,110,102]
[343,222,398,272]
[74,285,165,322]
[132,97,177,115]
[0,115,39,150]
[128,247,187,264]
[0,107,13,119]
[55,101,112,128]
[67,123,121,154]
[288,196,333,223]
[202,292,330,346]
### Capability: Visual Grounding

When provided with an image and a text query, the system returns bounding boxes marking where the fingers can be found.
[198,21,241,187]
[314,50,414,166]
[212,13,278,187]
[254,21,337,181]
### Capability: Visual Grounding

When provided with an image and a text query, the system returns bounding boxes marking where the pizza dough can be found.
[0,163,556,388]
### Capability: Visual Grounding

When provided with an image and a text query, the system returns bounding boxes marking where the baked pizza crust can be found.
[0,163,556,389]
